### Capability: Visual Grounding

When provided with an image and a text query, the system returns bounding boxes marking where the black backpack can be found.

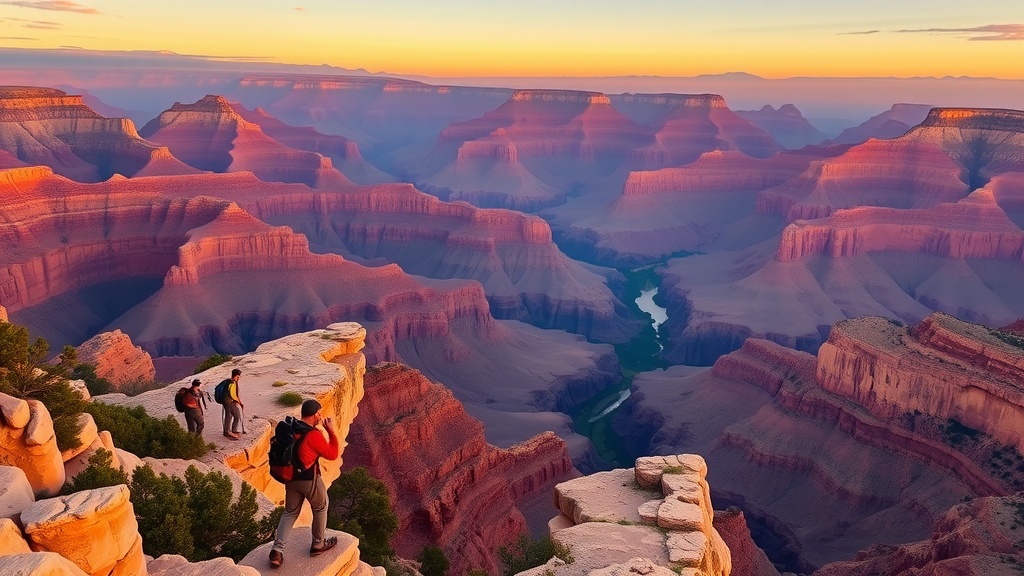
[214,378,231,405]
[174,387,189,413]
[268,417,313,483]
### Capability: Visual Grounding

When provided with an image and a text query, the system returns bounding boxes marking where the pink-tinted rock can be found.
[343,363,578,575]
[0,465,35,520]
[736,104,827,150]
[712,508,780,576]
[829,103,933,146]
[0,551,90,575]
[75,330,156,388]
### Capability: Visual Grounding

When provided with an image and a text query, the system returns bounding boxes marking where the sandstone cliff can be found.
[343,363,578,574]
[75,329,156,389]
[524,455,732,576]
[139,94,352,188]
[0,86,197,181]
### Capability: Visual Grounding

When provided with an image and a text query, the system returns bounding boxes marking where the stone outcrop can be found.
[712,509,779,576]
[75,330,157,388]
[735,104,826,150]
[139,95,352,188]
[0,517,32,555]
[0,393,65,496]
[0,465,35,520]
[101,322,366,513]
[0,86,197,182]
[241,527,377,576]
[1,552,90,575]
[148,554,260,576]
[21,485,146,576]
[829,103,933,146]
[343,363,579,574]
[815,495,1024,576]
[529,455,731,576]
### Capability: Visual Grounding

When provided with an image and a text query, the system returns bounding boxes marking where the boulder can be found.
[148,554,260,576]
[0,551,89,575]
[0,394,65,496]
[0,517,32,556]
[21,485,144,576]
[0,465,35,519]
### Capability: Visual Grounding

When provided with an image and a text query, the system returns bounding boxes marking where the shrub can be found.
[276,392,303,407]
[194,354,233,374]
[272,381,288,387]
[0,322,84,451]
[419,546,450,576]
[62,448,129,494]
[84,402,209,459]
[327,467,399,565]
[498,534,574,576]
[70,362,114,396]
[130,463,280,561]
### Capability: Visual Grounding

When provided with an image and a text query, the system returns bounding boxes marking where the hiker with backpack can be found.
[175,378,207,436]
[268,399,340,568]
[216,368,244,440]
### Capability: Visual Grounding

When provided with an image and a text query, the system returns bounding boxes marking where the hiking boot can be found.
[269,549,283,569]
[309,536,338,557]
[224,433,240,440]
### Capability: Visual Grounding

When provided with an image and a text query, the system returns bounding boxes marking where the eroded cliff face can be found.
[0,86,197,182]
[343,363,578,575]
[815,495,1024,576]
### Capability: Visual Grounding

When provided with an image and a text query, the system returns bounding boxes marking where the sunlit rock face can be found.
[614,312,1024,569]
[0,86,196,182]
[0,393,65,497]
[75,330,156,388]
[344,363,578,575]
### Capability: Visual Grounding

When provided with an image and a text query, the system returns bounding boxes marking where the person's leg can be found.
[222,405,230,436]
[228,403,242,434]
[184,410,197,434]
[194,410,204,436]
[271,482,309,553]
[309,474,329,548]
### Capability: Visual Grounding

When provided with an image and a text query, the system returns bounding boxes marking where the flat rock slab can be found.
[635,455,707,490]
[666,531,709,566]
[240,527,360,575]
[149,554,261,575]
[549,523,669,575]
[1,552,89,575]
[556,468,660,524]
[657,499,704,531]
[0,466,35,520]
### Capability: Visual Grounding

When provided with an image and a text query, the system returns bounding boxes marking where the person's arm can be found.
[228,381,241,404]
[304,423,341,461]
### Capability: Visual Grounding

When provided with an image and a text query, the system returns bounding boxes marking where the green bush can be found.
[84,402,209,459]
[70,362,114,396]
[276,392,303,407]
[419,546,450,576]
[0,322,84,452]
[62,448,129,494]
[498,534,574,576]
[194,354,233,374]
[130,463,281,561]
[327,467,399,566]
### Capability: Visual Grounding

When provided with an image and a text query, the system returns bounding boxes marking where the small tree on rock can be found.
[327,466,399,565]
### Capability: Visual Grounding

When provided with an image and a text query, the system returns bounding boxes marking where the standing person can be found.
[182,378,206,436]
[269,399,340,568]
[222,368,243,439]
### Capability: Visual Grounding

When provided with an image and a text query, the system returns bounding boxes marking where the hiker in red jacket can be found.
[182,378,206,435]
[268,399,340,568]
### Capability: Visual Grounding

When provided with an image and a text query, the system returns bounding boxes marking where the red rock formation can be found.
[227,102,395,185]
[815,495,1024,576]
[139,94,352,188]
[343,363,578,574]
[74,330,156,388]
[612,93,779,167]
[620,150,823,196]
[829,103,933,146]
[712,508,780,576]
[0,86,197,181]
[736,104,826,150]
[776,187,1024,261]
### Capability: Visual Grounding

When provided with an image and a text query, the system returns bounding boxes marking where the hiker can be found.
[221,368,244,439]
[182,378,206,435]
[269,399,340,568]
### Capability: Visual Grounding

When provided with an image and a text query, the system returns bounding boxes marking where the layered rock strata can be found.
[139,94,352,188]
[0,86,197,181]
[343,363,578,574]
[616,312,1024,567]
[75,329,157,388]
[829,103,933,146]
[526,455,731,576]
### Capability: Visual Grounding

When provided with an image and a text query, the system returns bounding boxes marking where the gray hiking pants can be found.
[271,474,329,553]
[183,408,204,435]
[223,402,241,435]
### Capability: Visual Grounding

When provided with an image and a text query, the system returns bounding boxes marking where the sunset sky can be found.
[0,0,1022,78]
